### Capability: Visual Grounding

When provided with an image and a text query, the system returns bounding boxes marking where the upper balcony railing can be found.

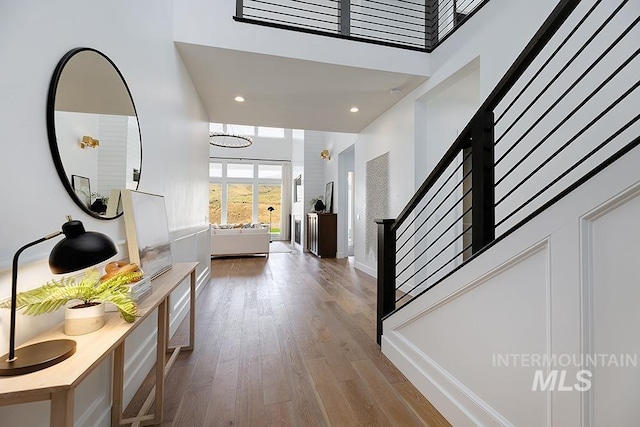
[235,0,489,52]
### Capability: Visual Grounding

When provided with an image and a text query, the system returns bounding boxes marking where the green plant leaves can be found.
[0,268,138,322]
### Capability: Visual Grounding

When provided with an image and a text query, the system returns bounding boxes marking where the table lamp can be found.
[0,216,117,376]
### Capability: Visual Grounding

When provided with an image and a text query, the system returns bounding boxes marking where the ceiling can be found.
[176,42,428,133]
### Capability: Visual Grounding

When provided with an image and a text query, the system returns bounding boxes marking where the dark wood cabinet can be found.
[306,213,337,258]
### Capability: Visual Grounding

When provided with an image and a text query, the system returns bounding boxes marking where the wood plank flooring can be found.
[125,247,450,426]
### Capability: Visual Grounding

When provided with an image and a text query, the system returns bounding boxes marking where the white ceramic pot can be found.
[64,302,105,335]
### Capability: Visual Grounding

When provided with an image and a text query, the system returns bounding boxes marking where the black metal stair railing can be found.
[376,0,640,343]
[235,0,489,52]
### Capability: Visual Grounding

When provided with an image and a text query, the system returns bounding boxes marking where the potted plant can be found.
[90,192,109,215]
[309,196,325,213]
[0,262,142,335]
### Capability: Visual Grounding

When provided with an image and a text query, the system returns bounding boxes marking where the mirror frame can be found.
[46,47,142,220]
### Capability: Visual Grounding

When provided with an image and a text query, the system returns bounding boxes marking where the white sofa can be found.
[210,225,269,257]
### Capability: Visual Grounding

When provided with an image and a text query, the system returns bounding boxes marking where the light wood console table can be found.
[0,262,198,427]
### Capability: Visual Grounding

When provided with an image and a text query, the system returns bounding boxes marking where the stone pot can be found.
[64,302,105,335]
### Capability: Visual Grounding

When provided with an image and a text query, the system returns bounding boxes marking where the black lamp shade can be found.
[49,220,117,274]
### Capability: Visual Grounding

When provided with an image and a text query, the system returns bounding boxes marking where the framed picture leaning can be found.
[325,181,333,213]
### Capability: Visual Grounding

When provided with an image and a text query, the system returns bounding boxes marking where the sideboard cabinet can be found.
[306,213,337,258]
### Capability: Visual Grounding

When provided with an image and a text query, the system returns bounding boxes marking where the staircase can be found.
[376,0,640,424]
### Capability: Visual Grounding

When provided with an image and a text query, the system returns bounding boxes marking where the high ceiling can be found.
[176,43,428,133]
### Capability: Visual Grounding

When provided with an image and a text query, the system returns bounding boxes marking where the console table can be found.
[0,262,198,427]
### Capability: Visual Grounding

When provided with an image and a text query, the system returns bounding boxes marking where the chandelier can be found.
[209,125,253,148]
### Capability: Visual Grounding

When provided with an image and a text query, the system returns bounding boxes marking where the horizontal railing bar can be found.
[396,186,472,268]
[396,150,472,244]
[495,80,640,209]
[495,48,640,190]
[349,24,426,42]
[246,0,338,13]
[245,6,338,22]
[360,0,425,15]
[350,12,425,28]
[243,13,339,30]
[496,117,640,229]
[437,0,465,25]
[396,205,472,279]
[420,242,474,287]
[392,138,471,232]
[437,0,482,27]
[396,166,472,255]
[351,9,425,22]
[349,19,426,36]
[352,7,425,23]
[396,240,473,298]
[494,1,631,148]
[494,0,603,125]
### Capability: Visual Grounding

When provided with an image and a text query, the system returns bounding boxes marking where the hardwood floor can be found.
[125,247,451,426]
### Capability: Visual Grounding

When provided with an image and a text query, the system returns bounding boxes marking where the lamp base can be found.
[0,339,76,376]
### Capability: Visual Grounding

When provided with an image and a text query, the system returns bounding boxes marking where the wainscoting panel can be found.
[581,186,640,426]
[383,146,640,426]
[386,243,550,427]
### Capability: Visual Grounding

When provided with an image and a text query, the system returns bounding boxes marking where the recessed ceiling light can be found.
[350,107,359,113]
[234,96,245,102]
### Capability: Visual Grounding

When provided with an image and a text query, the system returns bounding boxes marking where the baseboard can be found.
[354,260,376,278]
[382,332,512,427]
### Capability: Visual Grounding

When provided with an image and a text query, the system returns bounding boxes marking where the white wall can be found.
[354,91,417,275]
[0,1,210,425]
[291,130,305,247]
[323,132,357,257]
[303,131,326,250]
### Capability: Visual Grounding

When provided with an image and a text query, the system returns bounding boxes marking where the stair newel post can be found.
[375,219,396,345]
[425,0,439,50]
[236,0,243,18]
[338,0,351,36]
[470,110,496,253]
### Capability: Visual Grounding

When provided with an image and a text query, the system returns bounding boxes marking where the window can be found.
[258,184,282,234]
[209,183,222,224]
[258,164,282,179]
[209,163,222,178]
[258,126,285,138]
[227,163,254,179]
[209,160,287,238]
[230,124,255,136]
[209,122,224,133]
[227,183,253,224]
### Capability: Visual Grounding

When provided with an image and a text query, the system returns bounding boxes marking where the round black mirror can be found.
[47,48,142,219]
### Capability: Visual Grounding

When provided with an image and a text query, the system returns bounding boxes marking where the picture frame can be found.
[71,175,91,208]
[121,190,173,279]
[294,175,302,203]
[325,181,334,213]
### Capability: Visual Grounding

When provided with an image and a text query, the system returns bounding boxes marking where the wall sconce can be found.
[320,149,331,160]
[80,136,99,149]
